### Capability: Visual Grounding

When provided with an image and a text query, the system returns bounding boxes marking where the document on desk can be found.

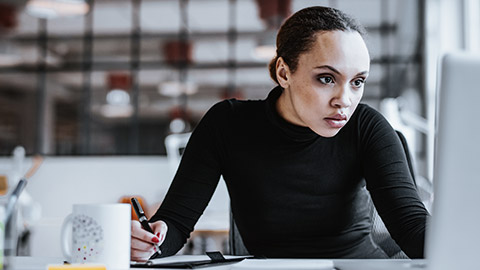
[131,254,251,269]
[229,259,334,270]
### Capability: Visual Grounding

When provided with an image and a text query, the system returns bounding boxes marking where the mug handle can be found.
[60,213,73,262]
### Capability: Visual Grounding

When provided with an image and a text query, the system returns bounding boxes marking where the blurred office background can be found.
[0,0,478,258]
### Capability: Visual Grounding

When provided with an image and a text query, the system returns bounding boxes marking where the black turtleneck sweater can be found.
[151,87,428,259]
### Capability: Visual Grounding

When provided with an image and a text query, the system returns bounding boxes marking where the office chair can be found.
[229,131,418,258]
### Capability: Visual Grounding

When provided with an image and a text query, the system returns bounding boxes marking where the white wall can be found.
[0,156,229,257]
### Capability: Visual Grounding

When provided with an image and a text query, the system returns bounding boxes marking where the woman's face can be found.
[276,30,370,137]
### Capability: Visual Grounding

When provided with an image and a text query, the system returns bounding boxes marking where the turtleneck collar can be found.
[265,86,320,142]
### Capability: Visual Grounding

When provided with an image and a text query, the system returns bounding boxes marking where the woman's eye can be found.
[352,79,365,88]
[318,76,334,84]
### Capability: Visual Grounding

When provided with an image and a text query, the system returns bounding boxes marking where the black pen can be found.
[131,197,162,256]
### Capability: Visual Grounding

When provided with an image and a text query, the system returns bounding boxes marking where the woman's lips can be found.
[324,114,347,128]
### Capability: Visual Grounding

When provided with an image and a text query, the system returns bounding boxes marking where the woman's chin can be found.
[311,126,342,138]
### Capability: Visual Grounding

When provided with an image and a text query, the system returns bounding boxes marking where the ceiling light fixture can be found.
[0,42,21,67]
[0,54,21,67]
[158,81,198,97]
[0,2,19,29]
[26,0,89,19]
[254,29,277,60]
[100,104,133,118]
[101,88,133,118]
[253,0,291,60]
[106,89,130,106]
[100,72,134,118]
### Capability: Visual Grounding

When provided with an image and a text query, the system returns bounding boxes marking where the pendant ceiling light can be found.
[100,72,133,118]
[254,0,292,59]
[159,40,197,97]
[0,3,18,29]
[254,29,277,60]
[26,0,89,19]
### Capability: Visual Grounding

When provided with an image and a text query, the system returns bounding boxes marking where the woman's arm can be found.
[359,107,429,258]
[148,101,230,257]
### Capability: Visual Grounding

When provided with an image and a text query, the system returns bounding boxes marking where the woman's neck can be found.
[275,88,307,128]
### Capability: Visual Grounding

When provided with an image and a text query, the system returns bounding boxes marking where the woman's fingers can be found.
[131,220,159,243]
[131,235,154,251]
[151,220,168,245]
[131,247,155,262]
[131,220,168,261]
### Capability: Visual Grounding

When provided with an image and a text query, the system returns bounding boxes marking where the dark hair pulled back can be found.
[269,6,366,84]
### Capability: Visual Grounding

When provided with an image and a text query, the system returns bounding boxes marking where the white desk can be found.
[333,259,426,270]
[9,256,427,270]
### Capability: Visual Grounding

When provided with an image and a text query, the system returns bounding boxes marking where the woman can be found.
[131,6,428,260]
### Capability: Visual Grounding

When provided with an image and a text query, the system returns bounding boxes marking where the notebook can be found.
[130,252,251,269]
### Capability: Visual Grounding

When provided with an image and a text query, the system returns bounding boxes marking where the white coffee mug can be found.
[61,204,131,269]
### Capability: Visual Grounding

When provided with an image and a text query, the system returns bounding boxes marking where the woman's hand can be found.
[131,220,168,261]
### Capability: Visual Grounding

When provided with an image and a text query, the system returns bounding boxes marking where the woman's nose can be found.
[331,86,352,108]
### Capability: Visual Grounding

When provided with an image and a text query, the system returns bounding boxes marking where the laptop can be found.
[383,52,480,270]
[424,52,480,270]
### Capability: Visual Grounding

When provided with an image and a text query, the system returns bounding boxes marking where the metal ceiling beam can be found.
[5,24,397,43]
[0,55,420,73]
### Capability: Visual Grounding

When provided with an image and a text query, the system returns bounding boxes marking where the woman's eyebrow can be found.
[314,65,341,74]
[314,65,369,77]
[356,71,369,77]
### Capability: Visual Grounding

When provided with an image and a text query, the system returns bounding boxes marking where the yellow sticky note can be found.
[47,264,106,270]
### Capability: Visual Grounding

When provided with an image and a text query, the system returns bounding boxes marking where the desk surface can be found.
[10,256,427,270]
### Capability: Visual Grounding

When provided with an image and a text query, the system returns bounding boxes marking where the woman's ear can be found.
[276,57,290,88]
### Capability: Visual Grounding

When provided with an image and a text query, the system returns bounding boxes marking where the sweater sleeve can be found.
[149,101,229,257]
[359,107,429,258]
